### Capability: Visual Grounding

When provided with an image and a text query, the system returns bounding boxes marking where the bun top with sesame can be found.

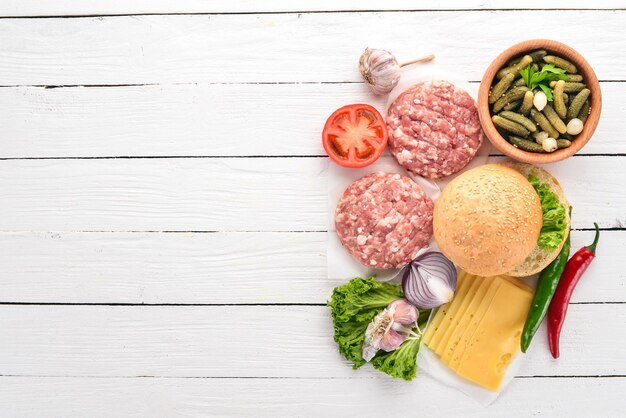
[433,164,543,277]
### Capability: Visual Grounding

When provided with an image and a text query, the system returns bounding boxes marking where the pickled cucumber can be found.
[503,100,522,111]
[493,87,529,113]
[513,78,526,87]
[566,74,583,82]
[578,100,591,123]
[508,136,546,153]
[492,115,530,137]
[562,82,587,93]
[496,55,533,79]
[499,111,537,132]
[557,139,572,149]
[544,55,578,73]
[531,109,559,139]
[553,80,567,119]
[542,104,567,134]
[566,88,591,120]
[529,49,548,62]
[518,91,534,116]
[489,73,515,104]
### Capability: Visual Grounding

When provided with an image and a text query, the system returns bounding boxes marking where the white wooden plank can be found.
[0,83,381,158]
[0,230,621,304]
[0,157,623,231]
[0,375,623,418]
[0,231,327,304]
[0,82,621,157]
[1,0,622,17]
[0,11,624,84]
[0,158,329,231]
[0,305,623,377]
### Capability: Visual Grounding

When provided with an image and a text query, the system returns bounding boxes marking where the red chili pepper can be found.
[547,223,600,359]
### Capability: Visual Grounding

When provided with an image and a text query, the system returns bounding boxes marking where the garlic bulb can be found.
[359,48,401,95]
[362,299,418,361]
[359,48,436,95]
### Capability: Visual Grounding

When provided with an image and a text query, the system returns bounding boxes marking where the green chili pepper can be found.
[520,209,572,353]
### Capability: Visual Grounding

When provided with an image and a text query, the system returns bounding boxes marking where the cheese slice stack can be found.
[422,270,533,391]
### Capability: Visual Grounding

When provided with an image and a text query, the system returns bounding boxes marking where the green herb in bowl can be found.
[519,63,570,101]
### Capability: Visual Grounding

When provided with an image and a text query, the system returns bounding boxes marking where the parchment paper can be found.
[325,60,527,405]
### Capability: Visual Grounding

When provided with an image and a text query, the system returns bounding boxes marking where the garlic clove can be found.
[359,48,401,95]
[362,307,394,361]
[379,328,408,352]
[533,90,547,111]
[361,338,379,362]
[362,320,382,361]
[388,299,418,325]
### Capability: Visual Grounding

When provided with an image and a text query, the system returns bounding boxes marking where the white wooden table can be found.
[0,1,624,416]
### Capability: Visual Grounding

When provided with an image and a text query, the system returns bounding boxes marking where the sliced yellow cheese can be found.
[447,277,503,371]
[422,304,446,346]
[455,277,533,391]
[424,270,471,348]
[423,269,468,345]
[440,276,494,365]
[428,272,475,351]
[433,274,484,356]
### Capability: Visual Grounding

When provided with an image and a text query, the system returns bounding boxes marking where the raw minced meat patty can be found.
[335,171,434,269]
[387,81,483,179]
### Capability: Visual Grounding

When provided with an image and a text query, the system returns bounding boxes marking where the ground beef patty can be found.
[335,171,434,269]
[387,81,483,179]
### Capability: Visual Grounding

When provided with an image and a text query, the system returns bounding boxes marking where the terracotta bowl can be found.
[478,39,601,164]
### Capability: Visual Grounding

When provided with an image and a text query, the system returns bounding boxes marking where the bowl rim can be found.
[478,39,602,164]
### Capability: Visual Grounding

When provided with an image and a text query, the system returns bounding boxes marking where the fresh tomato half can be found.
[322,104,388,168]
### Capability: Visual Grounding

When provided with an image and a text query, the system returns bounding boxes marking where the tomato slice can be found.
[322,104,388,168]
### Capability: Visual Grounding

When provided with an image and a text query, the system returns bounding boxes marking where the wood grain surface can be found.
[1,83,624,157]
[2,0,624,17]
[0,305,623,377]
[0,2,624,417]
[0,11,625,85]
[0,230,621,304]
[0,157,622,231]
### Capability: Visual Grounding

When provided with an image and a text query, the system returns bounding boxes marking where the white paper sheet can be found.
[325,60,529,405]
[416,342,524,406]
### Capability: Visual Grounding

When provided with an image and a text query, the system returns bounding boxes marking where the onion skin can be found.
[402,252,457,309]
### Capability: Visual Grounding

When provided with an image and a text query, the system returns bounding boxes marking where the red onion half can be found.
[402,251,457,309]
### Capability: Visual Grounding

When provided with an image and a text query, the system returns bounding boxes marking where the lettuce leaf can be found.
[327,277,403,368]
[371,332,421,380]
[528,174,567,250]
[327,277,430,380]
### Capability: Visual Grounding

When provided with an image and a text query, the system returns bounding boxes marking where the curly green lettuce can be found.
[327,277,403,368]
[371,337,421,380]
[528,174,567,250]
[327,277,429,380]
